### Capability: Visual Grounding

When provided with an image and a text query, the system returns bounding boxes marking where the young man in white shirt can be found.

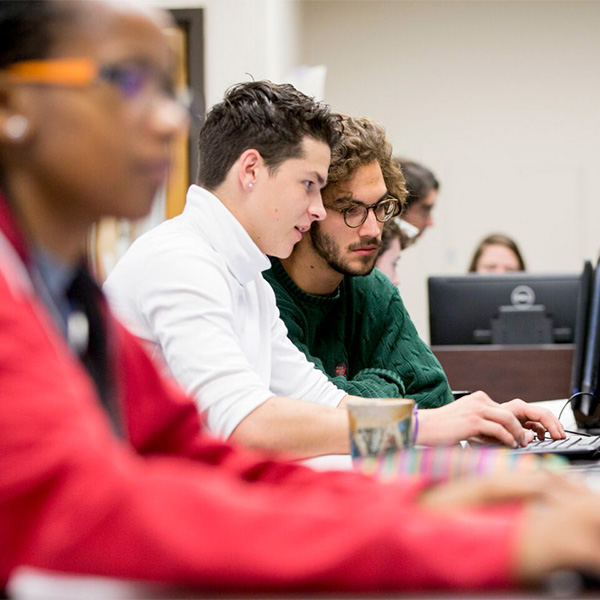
[105,82,562,458]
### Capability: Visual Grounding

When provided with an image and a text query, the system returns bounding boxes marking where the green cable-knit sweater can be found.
[264,258,453,409]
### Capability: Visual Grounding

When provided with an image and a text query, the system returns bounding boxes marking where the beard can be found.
[310,222,381,277]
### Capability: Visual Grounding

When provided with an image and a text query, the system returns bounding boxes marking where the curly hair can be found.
[197,80,341,190]
[324,115,407,211]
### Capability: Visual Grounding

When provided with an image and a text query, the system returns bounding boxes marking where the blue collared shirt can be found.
[33,247,77,341]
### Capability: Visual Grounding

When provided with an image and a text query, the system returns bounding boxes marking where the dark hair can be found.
[197,81,341,190]
[324,115,406,211]
[395,159,439,208]
[468,233,527,272]
[0,0,75,189]
[0,1,73,69]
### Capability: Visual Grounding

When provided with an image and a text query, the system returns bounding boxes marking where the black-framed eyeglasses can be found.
[328,196,399,228]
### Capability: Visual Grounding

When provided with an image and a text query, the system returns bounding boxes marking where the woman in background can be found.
[469,233,526,274]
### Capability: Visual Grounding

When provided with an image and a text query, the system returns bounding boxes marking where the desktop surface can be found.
[7,566,600,600]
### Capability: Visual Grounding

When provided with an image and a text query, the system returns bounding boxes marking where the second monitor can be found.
[429,272,581,346]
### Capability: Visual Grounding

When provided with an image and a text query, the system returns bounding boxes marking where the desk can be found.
[8,567,600,599]
[5,568,584,599]
[432,344,574,403]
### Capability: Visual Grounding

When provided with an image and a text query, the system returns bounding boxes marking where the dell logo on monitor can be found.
[511,285,536,310]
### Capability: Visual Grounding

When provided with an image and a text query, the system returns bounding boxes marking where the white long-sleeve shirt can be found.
[104,185,345,437]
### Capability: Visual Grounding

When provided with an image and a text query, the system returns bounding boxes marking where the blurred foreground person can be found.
[2,0,600,595]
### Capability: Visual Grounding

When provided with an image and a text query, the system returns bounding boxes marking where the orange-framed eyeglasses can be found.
[1,57,191,110]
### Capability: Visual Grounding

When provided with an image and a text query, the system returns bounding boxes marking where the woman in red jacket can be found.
[1,0,600,595]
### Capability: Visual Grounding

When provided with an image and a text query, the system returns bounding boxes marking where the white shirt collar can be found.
[183,185,270,286]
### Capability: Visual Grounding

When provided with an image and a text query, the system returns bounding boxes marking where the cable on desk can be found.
[558,391,597,421]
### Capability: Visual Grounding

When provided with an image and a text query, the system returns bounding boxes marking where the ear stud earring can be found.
[248,182,254,190]
[4,115,30,141]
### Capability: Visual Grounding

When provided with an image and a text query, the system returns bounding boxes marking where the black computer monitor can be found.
[573,260,600,429]
[428,272,581,346]
[570,261,594,395]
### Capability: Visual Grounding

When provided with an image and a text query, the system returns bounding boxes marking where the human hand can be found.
[417,391,564,447]
[420,470,600,585]
[515,476,600,585]
[502,398,565,441]
[419,470,555,511]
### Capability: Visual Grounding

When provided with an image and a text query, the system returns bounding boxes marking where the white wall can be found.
[156,0,301,108]
[300,0,600,341]
[152,0,600,342]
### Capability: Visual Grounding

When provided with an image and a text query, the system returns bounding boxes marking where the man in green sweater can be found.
[264,116,449,409]
[264,116,530,431]
[265,248,450,407]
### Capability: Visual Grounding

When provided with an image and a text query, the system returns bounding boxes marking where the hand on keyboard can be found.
[502,398,566,442]
[514,430,600,457]
[417,392,565,448]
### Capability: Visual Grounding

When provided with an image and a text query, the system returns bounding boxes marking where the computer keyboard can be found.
[511,431,600,458]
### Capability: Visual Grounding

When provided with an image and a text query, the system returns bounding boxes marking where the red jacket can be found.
[0,201,522,592]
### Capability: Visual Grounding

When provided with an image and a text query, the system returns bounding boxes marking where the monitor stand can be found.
[573,393,600,430]
[491,304,553,344]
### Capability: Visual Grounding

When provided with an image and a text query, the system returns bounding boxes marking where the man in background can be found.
[396,158,439,243]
